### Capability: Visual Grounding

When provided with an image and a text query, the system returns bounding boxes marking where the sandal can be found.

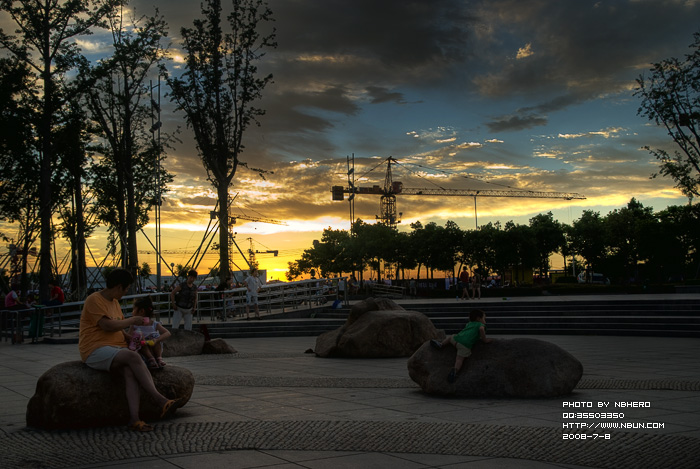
[129,420,154,432]
[156,357,167,368]
[147,358,159,370]
[160,399,179,419]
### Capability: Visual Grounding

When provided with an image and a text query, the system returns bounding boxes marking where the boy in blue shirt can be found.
[431,309,492,383]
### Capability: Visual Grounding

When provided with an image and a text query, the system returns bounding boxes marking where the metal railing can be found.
[195,278,346,321]
[1,300,83,343]
[370,282,406,299]
[1,277,347,343]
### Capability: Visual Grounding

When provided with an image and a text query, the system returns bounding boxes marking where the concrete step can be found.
[12,297,700,342]
[200,318,344,339]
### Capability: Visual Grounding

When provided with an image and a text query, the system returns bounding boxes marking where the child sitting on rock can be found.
[431,308,492,383]
[127,296,171,369]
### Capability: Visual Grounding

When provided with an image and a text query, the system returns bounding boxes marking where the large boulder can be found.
[162,329,206,357]
[407,338,583,397]
[26,361,194,429]
[315,297,442,358]
[202,338,237,354]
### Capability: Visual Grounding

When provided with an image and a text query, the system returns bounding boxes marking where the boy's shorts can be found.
[246,292,258,305]
[449,335,472,357]
[85,346,123,371]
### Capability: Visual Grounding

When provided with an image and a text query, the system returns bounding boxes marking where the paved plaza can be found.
[1,300,700,468]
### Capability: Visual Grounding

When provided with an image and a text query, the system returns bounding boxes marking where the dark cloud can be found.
[486,113,548,132]
[126,0,692,230]
[470,0,700,123]
[527,93,594,114]
[258,85,359,133]
[365,86,407,105]
[271,0,473,68]
[484,92,596,132]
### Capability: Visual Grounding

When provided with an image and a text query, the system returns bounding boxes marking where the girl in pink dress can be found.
[127,296,171,369]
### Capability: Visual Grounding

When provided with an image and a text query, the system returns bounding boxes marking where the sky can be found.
[4,0,700,280]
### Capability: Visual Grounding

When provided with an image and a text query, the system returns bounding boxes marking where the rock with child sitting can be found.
[407,337,583,397]
[26,361,194,429]
[315,297,442,358]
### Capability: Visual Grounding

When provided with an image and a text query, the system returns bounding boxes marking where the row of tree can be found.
[288,199,700,285]
[0,0,275,300]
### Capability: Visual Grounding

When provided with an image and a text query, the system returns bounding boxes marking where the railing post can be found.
[281,285,286,313]
[57,305,62,338]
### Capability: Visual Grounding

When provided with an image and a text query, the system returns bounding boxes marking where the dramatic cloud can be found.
[4,0,696,275]
[486,114,549,132]
[366,86,408,105]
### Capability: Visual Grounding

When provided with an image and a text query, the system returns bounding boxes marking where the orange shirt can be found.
[78,291,126,361]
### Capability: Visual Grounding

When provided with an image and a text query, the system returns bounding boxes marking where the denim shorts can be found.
[85,345,123,371]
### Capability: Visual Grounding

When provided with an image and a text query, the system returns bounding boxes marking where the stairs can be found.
[200,297,700,339]
[395,298,700,337]
[200,317,345,339]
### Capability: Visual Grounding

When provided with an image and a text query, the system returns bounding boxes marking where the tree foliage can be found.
[0,0,118,300]
[82,6,171,276]
[529,212,565,276]
[289,199,700,285]
[635,30,700,199]
[52,99,97,299]
[0,57,41,293]
[0,58,37,223]
[167,0,276,283]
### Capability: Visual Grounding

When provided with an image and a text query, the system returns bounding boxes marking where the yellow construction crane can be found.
[229,214,286,226]
[206,202,285,270]
[246,237,279,267]
[332,156,586,229]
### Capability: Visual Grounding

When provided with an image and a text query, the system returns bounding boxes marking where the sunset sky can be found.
[4,0,700,280]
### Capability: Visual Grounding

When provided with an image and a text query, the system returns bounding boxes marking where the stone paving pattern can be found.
[1,300,700,468]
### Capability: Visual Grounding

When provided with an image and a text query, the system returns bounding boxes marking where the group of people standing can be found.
[4,279,65,310]
[213,268,262,320]
[169,268,264,330]
[459,267,482,300]
[4,279,65,342]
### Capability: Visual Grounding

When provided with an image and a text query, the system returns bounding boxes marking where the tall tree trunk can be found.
[39,56,53,303]
[126,157,138,285]
[116,164,127,268]
[218,181,230,282]
[20,226,31,296]
[123,88,139,285]
[72,173,87,299]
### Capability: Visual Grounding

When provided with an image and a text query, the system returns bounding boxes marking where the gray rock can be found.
[26,361,194,429]
[162,329,206,357]
[315,297,442,358]
[407,338,583,397]
[202,338,237,354]
[346,297,405,325]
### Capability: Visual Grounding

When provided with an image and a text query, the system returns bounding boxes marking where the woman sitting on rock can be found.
[78,268,179,432]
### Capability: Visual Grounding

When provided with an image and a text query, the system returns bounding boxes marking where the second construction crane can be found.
[332,156,586,229]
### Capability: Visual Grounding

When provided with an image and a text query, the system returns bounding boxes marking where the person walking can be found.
[459,267,470,300]
[471,271,482,300]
